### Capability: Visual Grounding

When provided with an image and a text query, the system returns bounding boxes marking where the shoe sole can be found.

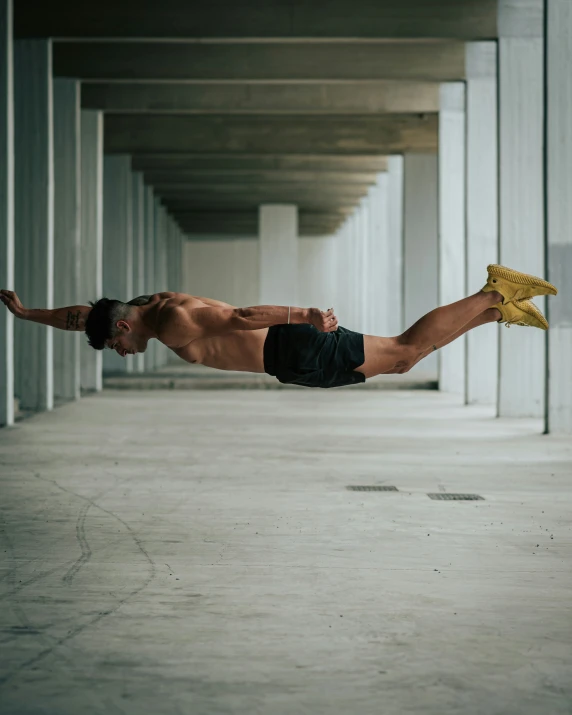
[514,300,549,330]
[488,264,557,296]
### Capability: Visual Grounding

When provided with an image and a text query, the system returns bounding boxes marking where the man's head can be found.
[85,298,150,357]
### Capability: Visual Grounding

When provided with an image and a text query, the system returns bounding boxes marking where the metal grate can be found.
[347,485,399,492]
[427,493,484,501]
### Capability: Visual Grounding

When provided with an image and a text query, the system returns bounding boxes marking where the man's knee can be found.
[393,345,418,374]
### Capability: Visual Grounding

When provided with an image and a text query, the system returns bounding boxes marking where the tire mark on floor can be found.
[0,474,157,686]
[0,513,74,670]
[61,502,93,585]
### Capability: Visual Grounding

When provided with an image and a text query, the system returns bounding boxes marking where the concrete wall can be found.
[259,205,298,306]
[403,153,439,377]
[184,238,259,307]
[0,0,13,426]
[298,236,337,312]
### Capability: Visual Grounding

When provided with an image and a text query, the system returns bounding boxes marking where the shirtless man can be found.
[0,265,557,389]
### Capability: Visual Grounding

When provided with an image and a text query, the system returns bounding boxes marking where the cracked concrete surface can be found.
[0,389,571,714]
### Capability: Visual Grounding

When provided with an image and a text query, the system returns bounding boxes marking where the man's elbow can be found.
[230,307,248,330]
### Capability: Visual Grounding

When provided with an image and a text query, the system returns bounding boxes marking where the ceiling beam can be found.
[54,41,465,82]
[163,196,359,210]
[174,210,347,237]
[105,114,438,155]
[15,0,497,40]
[82,81,440,114]
[131,154,390,173]
[142,170,381,184]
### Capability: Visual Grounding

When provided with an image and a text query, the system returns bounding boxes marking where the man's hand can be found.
[0,290,26,319]
[308,307,338,333]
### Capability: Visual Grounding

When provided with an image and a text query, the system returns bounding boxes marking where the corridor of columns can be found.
[0,1,571,713]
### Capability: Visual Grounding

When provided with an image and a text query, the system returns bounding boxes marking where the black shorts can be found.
[263,324,366,389]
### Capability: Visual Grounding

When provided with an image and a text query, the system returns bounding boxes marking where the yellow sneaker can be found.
[482,264,557,304]
[495,299,549,330]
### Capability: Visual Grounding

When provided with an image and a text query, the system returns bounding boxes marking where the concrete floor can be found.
[0,389,571,715]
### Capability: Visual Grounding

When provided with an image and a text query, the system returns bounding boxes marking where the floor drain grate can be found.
[347,486,399,492]
[427,493,484,501]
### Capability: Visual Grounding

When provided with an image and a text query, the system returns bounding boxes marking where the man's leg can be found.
[358,291,502,378]
[407,308,500,372]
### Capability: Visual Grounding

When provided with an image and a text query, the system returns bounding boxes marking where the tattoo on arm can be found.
[66,310,81,330]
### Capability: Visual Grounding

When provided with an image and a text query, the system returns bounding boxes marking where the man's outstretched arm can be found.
[0,290,91,331]
[157,304,338,347]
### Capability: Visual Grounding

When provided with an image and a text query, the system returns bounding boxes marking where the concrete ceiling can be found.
[15,0,499,237]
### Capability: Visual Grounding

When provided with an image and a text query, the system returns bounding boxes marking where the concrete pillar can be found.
[366,174,389,337]
[403,153,438,378]
[465,43,499,405]
[0,0,14,427]
[546,0,572,433]
[102,155,132,374]
[258,205,298,305]
[53,79,80,404]
[154,199,169,367]
[80,110,103,392]
[131,171,145,373]
[498,0,545,417]
[438,83,466,396]
[14,40,54,412]
[166,217,178,294]
[335,221,351,327]
[387,156,404,336]
[143,185,156,372]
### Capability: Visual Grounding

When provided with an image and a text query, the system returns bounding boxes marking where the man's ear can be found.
[116,320,131,333]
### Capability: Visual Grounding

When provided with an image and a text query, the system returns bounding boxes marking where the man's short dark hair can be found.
[85,298,131,350]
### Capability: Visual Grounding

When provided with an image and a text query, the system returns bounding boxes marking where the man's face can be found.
[106,321,148,357]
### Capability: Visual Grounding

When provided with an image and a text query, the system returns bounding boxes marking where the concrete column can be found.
[387,156,404,336]
[14,40,54,412]
[178,228,185,293]
[366,174,389,337]
[465,43,499,405]
[53,79,80,404]
[131,171,145,373]
[166,217,179,294]
[546,0,572,433]
[0,0,14,427]
[438,83,466,396]
[143,185,156,372]
[176,227,184,293]
[403,153,438,378]
[154,199,168,367]
[80,110,103,392]
[102,155,133,374]
[498,0,545,417]
[258,205,298,305]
